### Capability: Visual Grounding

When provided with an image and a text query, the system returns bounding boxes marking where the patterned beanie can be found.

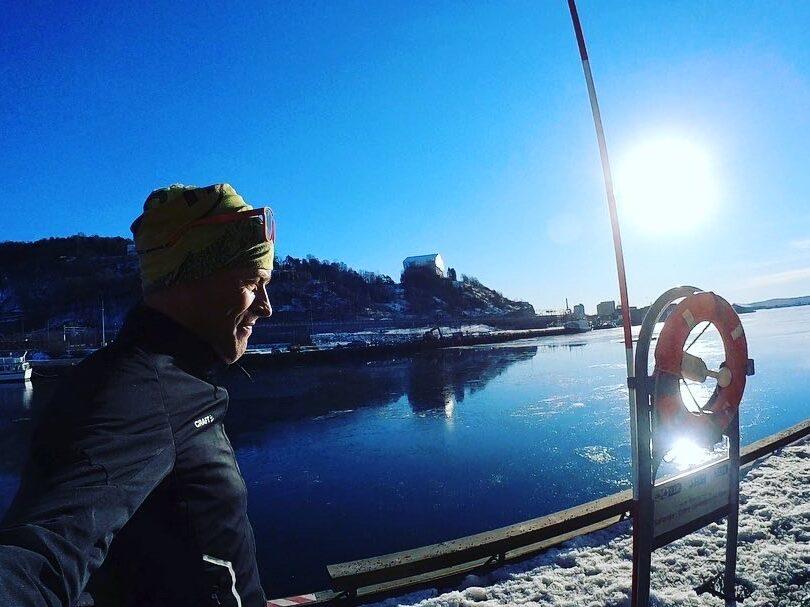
[131,183,274,293]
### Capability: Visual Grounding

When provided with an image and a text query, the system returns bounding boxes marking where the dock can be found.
[29,326,582,375]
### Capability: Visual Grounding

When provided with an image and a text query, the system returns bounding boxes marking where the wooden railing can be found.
[325,418,810,601]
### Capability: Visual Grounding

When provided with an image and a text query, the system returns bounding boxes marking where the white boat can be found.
[0,352,33,382]
[564,318,591,333]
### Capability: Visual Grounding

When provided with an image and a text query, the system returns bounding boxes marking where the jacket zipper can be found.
[202,554,242,607]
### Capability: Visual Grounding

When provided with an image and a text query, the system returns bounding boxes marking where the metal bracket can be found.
[746,359,755,376]
[627,375,652,393]
[333,589,357,603]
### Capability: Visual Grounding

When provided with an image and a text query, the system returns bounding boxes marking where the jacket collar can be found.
[116,303,225,381]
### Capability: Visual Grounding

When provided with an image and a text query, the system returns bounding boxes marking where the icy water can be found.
[0,306,808,596]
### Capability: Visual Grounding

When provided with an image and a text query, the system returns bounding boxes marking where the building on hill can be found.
[403,253,446,277]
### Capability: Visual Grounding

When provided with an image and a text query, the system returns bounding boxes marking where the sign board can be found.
[653,457,730,538]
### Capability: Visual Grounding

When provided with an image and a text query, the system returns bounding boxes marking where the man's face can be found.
[193,266,272,363]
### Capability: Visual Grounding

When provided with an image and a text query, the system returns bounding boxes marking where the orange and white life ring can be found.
[652,292,749,454]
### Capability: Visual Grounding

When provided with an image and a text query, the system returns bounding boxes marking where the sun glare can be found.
[615,137,719,234]
[663,437,712,471]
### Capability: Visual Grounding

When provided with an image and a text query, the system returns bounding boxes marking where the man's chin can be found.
[231,338,251,363]
[213,340,247,365]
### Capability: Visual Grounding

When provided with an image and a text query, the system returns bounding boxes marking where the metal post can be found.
[633,366,653,607]
[565,1,640,601]
[724,414,740,605]
[100,296,106,347]
[633,286,700,606]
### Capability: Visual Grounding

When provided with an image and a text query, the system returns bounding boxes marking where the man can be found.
[0,183,274,606]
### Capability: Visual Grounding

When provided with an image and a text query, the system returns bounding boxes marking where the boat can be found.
[564,318,591,333]
[0,352,33,382]
[560,298,591,333]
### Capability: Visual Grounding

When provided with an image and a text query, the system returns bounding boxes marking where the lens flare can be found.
[663,437,714,471]
[615,137,719,234]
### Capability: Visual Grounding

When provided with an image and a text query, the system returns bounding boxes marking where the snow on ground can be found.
[310,325,497,349]
[251,325,539,352]
[370,439,809,607]
[379,325,495,336]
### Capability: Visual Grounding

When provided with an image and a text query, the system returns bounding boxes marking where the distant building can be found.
[126,243,137,256]
[597,300,616,317]
[612,304,650,326]
[573,303,586,319]
[631,306,647,326]
[403,253,446,277]
[616,304,648,326]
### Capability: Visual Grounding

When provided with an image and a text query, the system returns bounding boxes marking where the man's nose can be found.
[255,284,272,318]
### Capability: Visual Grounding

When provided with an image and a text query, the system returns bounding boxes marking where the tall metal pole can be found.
[724,413,740,603]
[565,1,644,604]
[100,296,106,347]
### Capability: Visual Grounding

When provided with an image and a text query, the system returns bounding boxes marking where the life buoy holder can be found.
[652,291,751,456]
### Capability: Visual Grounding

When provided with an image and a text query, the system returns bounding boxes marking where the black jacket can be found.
[0,305,266,606]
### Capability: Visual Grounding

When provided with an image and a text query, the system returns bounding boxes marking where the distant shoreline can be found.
[740,296,810,310]
[28,325,582,376]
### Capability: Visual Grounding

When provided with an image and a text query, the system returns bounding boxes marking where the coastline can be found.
[28,325,584,375]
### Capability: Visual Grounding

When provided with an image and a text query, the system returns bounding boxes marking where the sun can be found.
[615,137,719,234]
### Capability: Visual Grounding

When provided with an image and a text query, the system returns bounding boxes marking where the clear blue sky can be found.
[1,1,808,312]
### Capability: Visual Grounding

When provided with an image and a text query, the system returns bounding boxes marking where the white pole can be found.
[565,0,636,487]
[101,296,106,347]
[565,2,643,603]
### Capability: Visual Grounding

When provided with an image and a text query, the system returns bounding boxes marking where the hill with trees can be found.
[0,236,535,335]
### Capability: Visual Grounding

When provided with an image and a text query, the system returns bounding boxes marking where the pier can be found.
[29,325,582,375]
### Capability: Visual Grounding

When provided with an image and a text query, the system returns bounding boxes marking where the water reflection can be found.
[223,345,537,441]
[0,380,35,412]
[19,381,33,410]
[407,354,462,413]
[406,346,537,414]
[443,391,455,419]
[0,380,50,479]
[0,345,538,476]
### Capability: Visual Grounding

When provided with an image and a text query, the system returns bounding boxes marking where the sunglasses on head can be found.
[137,207,275,255]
